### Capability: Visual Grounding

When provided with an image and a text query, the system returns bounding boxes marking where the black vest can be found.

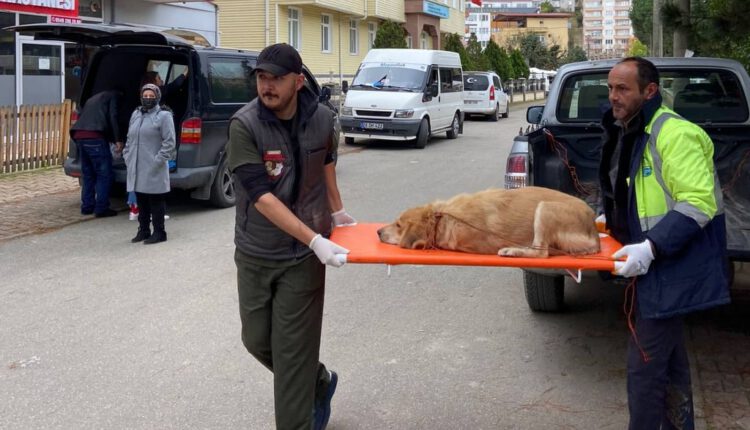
[231,91,334,260]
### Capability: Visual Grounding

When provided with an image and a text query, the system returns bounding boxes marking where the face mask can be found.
[141,97,157,111]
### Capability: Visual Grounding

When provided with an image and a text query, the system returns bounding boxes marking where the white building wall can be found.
[107,0,219,46]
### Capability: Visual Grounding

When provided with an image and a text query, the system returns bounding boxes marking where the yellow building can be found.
[490,12,572,51]
[214,0,465,85]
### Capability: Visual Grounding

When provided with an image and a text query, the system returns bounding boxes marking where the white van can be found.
[340,49,464,149]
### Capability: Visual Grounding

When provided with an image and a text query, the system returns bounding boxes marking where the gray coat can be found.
[123,106,176,194]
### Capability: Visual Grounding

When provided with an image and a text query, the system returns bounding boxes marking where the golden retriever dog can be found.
[377,187,600,258]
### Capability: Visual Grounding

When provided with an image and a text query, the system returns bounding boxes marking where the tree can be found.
[540,1,555,13]
[560,45,587,65]
[482,39,513,81]
[443,33,472,70]
[627,38,649,57]
[510,49,529,79]
[517,34,550,69]
[372,21,407,49]
[466,33,489,71]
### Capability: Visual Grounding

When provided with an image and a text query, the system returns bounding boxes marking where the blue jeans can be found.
[78,138,112,214]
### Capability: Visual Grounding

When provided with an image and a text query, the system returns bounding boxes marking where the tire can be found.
[489,104,499,122]
[501,102,510,118]
[209,157,236,208]
[344,136,355,145]
[446,113,460,139]
[414,118,429,149]
[523,270,564,312]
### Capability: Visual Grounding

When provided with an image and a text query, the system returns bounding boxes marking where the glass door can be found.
[17,40,64,105]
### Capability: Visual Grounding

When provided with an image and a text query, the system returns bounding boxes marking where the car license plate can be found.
[465,100,480,104]
[361,122,383,130]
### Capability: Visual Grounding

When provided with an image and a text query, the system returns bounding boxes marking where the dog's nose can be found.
[376,228,383,238]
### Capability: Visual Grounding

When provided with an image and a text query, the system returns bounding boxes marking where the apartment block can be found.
[214,0,465,83]
[582,0,633,59]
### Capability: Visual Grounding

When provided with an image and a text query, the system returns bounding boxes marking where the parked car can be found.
[462,71,509,121]
[10,23,338,208]
[504,57,750,311]
[339,49,464,149]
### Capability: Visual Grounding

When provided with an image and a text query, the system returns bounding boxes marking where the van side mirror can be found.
[319,86,331,102]
[342,80,349,94]
[429,82,439,97]
[526,106,544,124]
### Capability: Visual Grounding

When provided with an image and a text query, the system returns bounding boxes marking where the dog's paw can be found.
[498,247,524,257]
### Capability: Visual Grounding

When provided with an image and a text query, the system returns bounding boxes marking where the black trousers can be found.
[135,192,167,233]
[628,314,694,430]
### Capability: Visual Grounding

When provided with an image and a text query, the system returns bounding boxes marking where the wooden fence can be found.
[0,100,73,174]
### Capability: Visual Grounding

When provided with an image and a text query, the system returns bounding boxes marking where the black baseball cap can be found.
[254,43,303,76]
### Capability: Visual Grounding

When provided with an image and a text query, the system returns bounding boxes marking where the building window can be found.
[420,32,427,49]
[321,14,332,53]
[78,0,103,20]
[406,35,412,48]
[349,19,359,54]
[288,8,301,49]
[368,22,376,49]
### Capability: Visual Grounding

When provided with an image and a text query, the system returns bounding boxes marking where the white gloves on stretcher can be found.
[332,208,357,227]
[309,234,349,267]
[613,239,655,278]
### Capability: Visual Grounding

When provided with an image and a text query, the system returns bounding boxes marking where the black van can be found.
[10,23,337,207]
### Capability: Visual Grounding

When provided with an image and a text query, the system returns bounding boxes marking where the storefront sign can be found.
[0,0,79,18]
[422,1,449,19]
[50,15,81,23]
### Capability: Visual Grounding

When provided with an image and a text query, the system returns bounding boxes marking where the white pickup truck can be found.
[504,57,750,312]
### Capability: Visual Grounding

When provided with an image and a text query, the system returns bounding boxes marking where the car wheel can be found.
[489,104,499,122]
[209,157,236,208]
[344,136,355,145]
[501,102,510,118]
[414,118,430,149]
[446,113,459,139]
[523,270,564,312]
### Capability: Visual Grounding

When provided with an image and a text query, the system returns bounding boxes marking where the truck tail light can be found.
[70,110,78,129]
[180,117,202,144]
[489,86,495,101]
[504,153,528,189]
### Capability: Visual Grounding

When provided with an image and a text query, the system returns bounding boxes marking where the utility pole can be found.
[652,0,663,57]
[673,0,690,57]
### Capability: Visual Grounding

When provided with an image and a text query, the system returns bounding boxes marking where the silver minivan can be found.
[463,71,509,121]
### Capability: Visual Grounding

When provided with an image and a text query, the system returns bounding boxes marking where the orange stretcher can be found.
[330,223,622,272]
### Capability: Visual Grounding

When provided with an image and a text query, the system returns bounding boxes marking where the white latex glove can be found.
[332,208,357,227]
[595,214,607,233]
[613,239,655,277]
[309,234,350,267]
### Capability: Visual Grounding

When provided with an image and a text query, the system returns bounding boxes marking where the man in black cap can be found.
[226,43,356,430]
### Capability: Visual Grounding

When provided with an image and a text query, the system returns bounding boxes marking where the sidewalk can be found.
[0,168,91,242]
[1,167,749,429]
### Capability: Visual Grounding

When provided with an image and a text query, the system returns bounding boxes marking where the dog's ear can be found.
[399,217,430,249]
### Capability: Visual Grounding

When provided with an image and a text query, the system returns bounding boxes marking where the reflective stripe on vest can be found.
[638,111,723,232]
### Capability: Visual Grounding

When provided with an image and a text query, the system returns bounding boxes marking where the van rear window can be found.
[557,69,749,123]
[464,75,489,91]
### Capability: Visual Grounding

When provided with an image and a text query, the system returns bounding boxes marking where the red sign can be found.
[50,15,81,23]
[0,0,79,18]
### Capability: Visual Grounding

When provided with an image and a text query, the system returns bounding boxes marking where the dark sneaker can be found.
[94,209,117,218]
[314,370,338,430]
[143,231,167,244]
[81,209,94,215]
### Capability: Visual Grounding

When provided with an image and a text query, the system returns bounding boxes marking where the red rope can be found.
[543,129,597,198]
[624,278,651,363]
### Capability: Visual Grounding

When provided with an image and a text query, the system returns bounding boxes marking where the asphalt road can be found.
[0,108,653,429]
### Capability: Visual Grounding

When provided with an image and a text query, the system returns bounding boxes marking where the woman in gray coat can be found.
[123,84,176,244]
